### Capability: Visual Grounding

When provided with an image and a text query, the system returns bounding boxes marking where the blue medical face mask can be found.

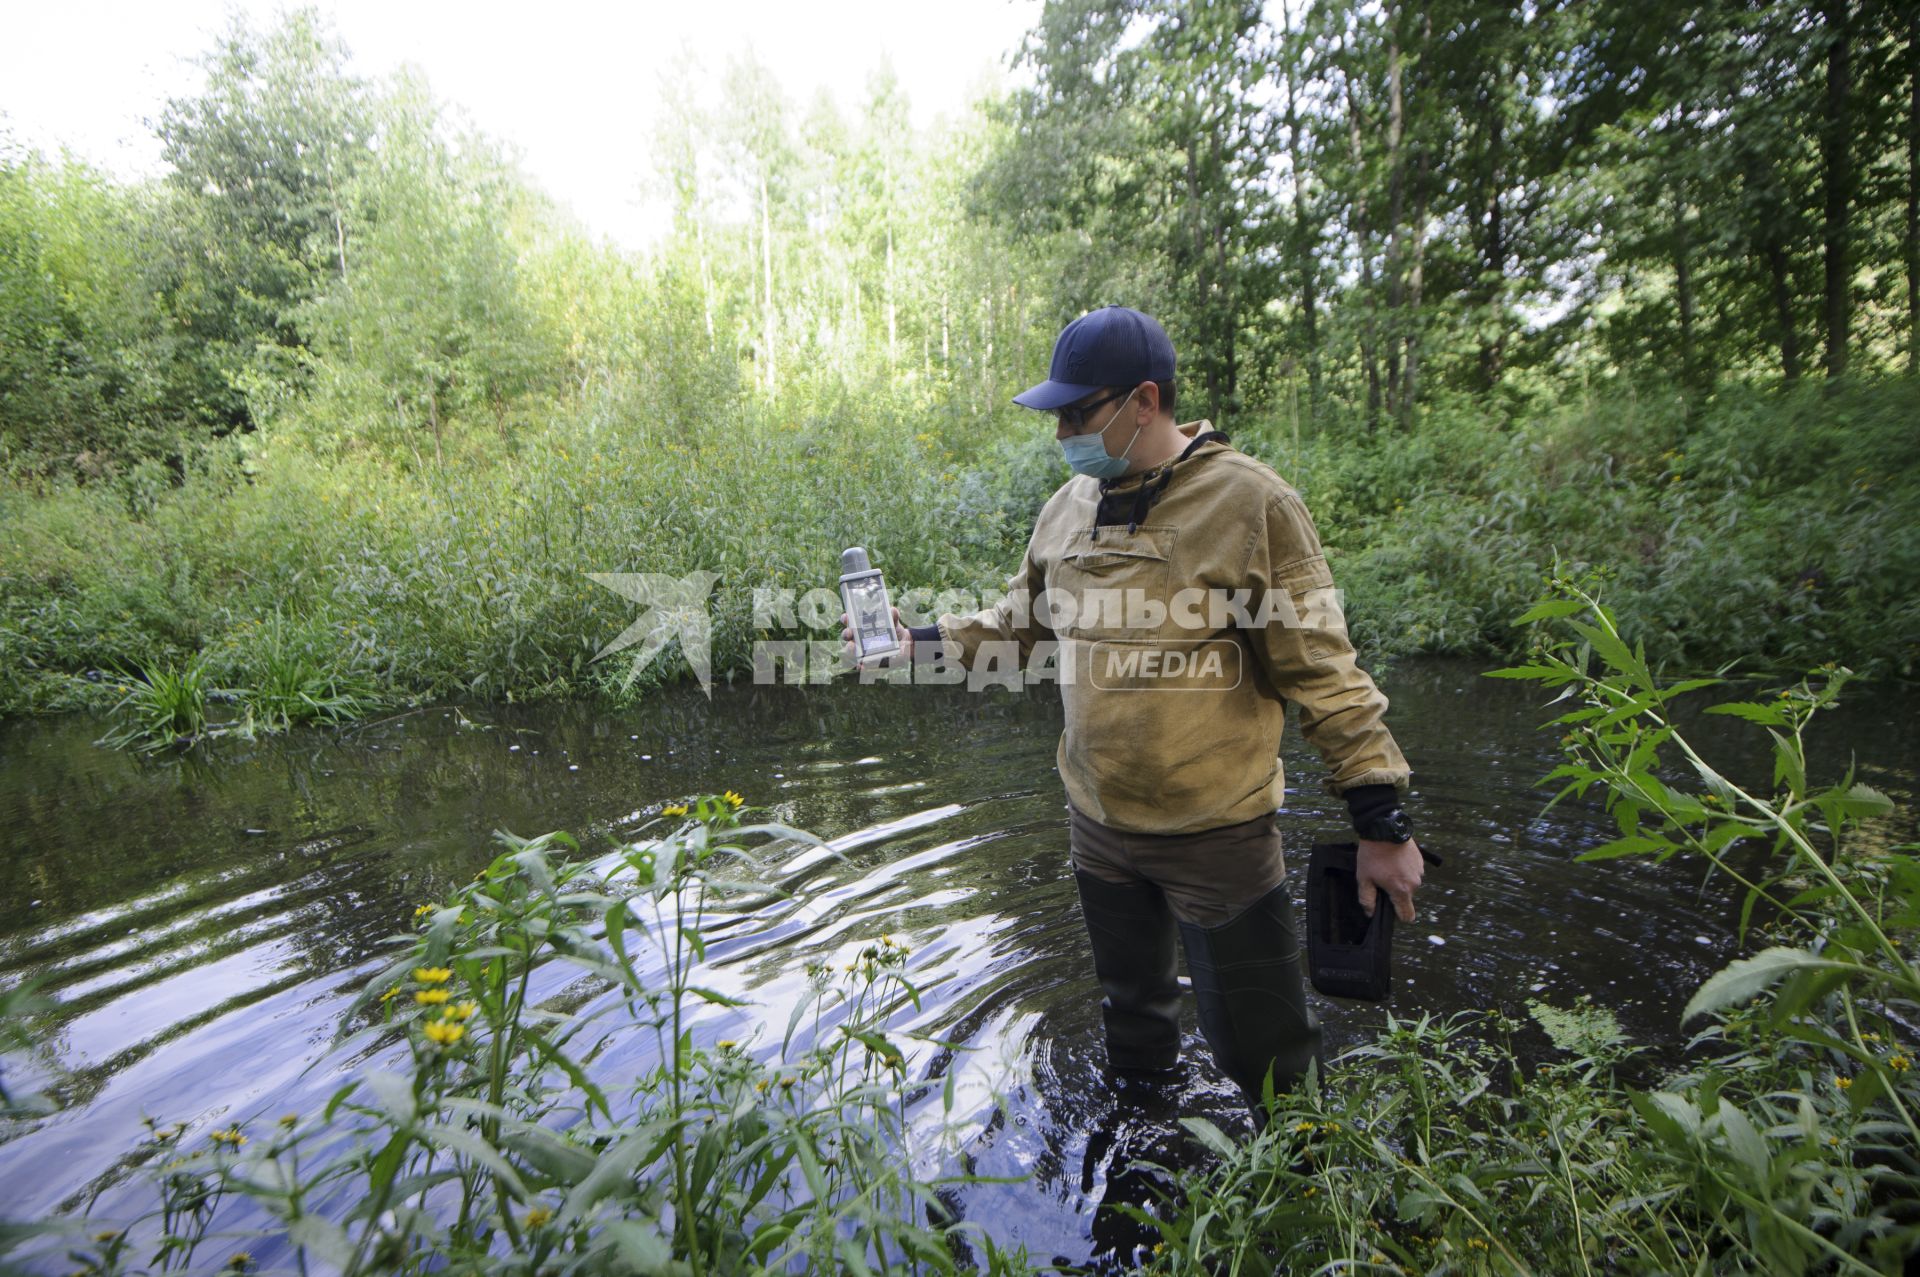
[1059,388,1140,479]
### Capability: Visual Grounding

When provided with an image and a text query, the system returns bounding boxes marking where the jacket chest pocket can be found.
[1049,527,1177,640]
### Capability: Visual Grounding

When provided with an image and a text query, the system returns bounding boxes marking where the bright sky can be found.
[1,0,1045,250]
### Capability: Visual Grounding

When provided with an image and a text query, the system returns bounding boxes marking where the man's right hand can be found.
[1356,838,1424,923]
[840,607,913,669]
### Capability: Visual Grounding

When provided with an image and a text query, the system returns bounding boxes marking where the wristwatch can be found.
[1354,807,1413,844]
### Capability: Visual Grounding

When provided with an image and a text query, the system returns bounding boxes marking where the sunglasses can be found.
[1055,387,1134,431]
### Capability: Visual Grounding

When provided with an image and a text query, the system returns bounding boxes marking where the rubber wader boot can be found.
[1178,882,1323,1127]
[1073,870,1183,1075]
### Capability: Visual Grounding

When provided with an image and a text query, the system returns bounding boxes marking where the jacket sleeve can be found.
[1246,488,1410,796]
[935,537,1054,669]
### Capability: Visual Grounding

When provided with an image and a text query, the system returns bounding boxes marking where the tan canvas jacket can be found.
[935,421,1409,835]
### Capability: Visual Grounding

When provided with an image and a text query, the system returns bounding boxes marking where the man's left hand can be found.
[1356,838,1424,923]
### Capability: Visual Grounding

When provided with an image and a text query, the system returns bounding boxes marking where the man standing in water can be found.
[851,306,1422,1122]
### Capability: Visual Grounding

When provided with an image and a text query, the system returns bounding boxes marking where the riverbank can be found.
[3,377,1916,738]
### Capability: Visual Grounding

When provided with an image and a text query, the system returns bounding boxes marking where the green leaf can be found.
[1831,782,1894,819]
[360,1070,417,1124]
[499,1127,598,1189]
[603,1219,675,1272]
[415,1121,530,1201]
[1180,1116,1239,1159]
[1683,948,1855,1024]
[1768,729,1806,797]
[561,1120,675,1222]
[1704,701,1789,726]
[1569,620,1644,686]
[843,1026,905,1069]
[1629,1090,1695,1148]
[687,985,747,1008]
[1766,964,1855,1027]
[1513,598,1589,625]
[1484,664,1569,681]
[1651,677,1724,701]
[1713,1102,1769,1182]
[1576,834,1668,862]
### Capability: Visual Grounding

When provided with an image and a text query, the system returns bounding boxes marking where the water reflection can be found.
[1,662,1915,1260]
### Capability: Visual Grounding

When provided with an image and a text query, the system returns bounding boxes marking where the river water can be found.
[2,660,1915,1265]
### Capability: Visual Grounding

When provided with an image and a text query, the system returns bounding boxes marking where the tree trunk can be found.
[1821,0,1853,380]
[1290,55,1320,418]
[1401,144,1428,425]
[1674,189,1698,391]
[1345,68,1382,431]
[760,170,776,394]
[1209,113,1238,412]
[695,218,715,351]
[1384,28,1406,423]
[1478,110,1507,391]
[1280,1,1321,420]
[1908,4,1918,373]
[1763,238,1802,383]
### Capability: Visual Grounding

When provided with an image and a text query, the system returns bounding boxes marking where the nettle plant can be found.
[42,796,1026,1277]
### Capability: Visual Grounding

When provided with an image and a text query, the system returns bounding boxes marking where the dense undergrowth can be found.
[4,589,1918,1274]
[4,373,1916,742]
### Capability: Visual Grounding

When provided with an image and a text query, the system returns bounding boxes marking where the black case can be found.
[1305,841,1394,1001]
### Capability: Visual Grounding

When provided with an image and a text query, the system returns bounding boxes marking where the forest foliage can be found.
[2,0,1918,717]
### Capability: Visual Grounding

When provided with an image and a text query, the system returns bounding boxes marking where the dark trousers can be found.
[1069,803,1322,1122]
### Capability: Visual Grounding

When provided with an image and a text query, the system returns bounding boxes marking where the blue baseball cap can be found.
[1012,306,1177,411]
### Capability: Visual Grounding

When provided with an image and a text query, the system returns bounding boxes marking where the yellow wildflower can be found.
[717,1039,738,1050]
[662,804,689,817]
[1837,1076,1853,1090]
[413,966,452,984]
[447,1000,478,1022]
[423,1020,465,1046]
[1890,1055,1911,1072]
[380,986,402,1004]
[1293,1120,1316,1133]
[210,1127,247,1148]
[278,1113,298,1127]
[523,1204,553,1229]
[723,790,744,808]
[1468,1238,1489,1251]
[415,988,452,1005]
[413,904,434,919]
